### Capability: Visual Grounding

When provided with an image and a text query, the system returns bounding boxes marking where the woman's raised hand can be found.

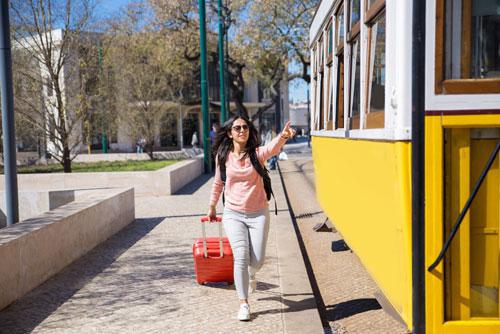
[281,121,296,139]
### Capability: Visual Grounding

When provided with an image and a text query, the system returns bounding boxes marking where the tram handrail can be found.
[428,141,500,272]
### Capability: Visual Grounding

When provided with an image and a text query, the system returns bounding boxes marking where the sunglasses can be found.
[231,125,249,132]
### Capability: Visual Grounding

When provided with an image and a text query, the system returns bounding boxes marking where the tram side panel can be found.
[312,135,413,327]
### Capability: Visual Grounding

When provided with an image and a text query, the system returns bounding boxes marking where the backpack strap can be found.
[249,151,277,216]
[220,158,226,206]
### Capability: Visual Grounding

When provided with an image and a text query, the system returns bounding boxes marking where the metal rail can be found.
[427,141,500,272]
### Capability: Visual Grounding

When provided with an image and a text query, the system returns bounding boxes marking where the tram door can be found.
[444,128,500,320]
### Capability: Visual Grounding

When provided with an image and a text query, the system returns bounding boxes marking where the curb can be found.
[272,164,325,334]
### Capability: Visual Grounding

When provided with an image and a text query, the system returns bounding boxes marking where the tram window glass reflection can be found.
[328,23,333,58]
[349,38,361,129]
[336,6,345,49]
[336,54,345,129]
[437,0,500,94]
[349,0,361,30]
[326,21,334,130]
[318,37,325,130]
[366,10,386,129]
[335,3,345,130]
[445,0,500,79]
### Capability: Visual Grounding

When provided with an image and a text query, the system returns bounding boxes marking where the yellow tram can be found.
[309,0,499,333]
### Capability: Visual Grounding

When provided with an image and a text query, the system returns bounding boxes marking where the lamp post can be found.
[217,0,226,124]
[198,0,212,173]
[0,0,19,225]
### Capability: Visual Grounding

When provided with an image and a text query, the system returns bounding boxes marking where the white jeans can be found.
[223,207,270,300]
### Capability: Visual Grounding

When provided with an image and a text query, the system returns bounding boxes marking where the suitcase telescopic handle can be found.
[200,216,224,258]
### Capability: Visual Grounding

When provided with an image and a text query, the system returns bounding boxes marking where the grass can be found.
[8,159,179,174]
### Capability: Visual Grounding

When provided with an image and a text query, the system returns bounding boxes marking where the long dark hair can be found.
[212,115,261,168]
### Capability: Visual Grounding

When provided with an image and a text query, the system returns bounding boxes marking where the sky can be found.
[96,0,131,15]
[96,0,309,104]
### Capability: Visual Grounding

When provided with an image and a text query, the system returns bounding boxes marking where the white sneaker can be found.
[237,303,251,321]
[249,278,257,293]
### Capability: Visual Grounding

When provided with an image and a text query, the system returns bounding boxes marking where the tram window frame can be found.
[334,2,345,129]
[435,0,500,94]
[327,21,334,65]
[318,36,325,130]
[364,0,385,129]
[311,47,318,130]
[326,20,335,130]
[347,0,361,130]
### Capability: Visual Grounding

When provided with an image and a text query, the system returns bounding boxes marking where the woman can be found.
[207,115,295,321]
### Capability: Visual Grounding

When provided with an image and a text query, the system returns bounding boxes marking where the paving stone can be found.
[0,162,321,334]
[279,154,410,334]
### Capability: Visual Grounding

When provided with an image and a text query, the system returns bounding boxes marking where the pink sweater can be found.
[209,135,286,213]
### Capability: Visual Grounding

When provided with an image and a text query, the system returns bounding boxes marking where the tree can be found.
[236,0,319,121]
[106,2,198,159]
[10,0,99,172]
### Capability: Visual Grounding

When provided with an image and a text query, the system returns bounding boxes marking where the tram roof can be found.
[309,0,334,47]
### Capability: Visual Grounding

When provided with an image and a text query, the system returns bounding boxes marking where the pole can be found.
[275,86,282,133]
[411,0,426,333]
[97,44,107,153]
[224,0,230,117]
[0,0,19,225]
[198,0,211,173]
[217,0,226,123]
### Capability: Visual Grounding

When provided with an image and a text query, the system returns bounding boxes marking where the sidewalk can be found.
[0,167,323,333]
[279,155,409,334]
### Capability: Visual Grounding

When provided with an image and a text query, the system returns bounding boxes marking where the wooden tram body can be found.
[309,0,500,333]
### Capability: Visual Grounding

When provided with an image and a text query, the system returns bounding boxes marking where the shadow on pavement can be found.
[174,173,213,195]
[0,217,193,333]
[252,293,317,319]
[325,298,382,321]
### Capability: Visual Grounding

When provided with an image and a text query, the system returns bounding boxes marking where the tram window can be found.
[366,10,386,129]
[335,3,345,130]
[349,38,361,129]
[313,47,317,79]
[327,22,334,60]
[336,53,345,129]
[436,0,500,94]
[349,0,361,31]
[325,20,334,130]
[318,37,325,130]
[336,4,345,52]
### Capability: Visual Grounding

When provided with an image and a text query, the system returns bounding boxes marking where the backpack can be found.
[220,150,277,215]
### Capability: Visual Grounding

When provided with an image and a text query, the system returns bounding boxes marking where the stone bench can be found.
[0,188,135,311]
[0,190,75,228]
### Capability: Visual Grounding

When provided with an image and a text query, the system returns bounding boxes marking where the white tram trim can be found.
[424,1,500,111]
[310,1,413,142]
[312,127,411,141]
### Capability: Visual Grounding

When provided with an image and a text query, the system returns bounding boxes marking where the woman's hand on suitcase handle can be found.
[207,205,216,222]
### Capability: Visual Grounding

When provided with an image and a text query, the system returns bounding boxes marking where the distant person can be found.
[209,124,218,146]
[191,131,199,149]
[263,129,278,170]
[136,138,143,154]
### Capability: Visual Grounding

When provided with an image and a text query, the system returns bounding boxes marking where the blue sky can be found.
[96,0,131,14]
[96,0,309,104]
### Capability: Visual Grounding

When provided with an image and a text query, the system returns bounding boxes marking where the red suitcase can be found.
[193,216,234,285]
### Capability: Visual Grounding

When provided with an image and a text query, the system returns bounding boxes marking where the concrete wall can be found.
[0,188,135,311]
[0,190,75,228]
[0,156,204,196]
